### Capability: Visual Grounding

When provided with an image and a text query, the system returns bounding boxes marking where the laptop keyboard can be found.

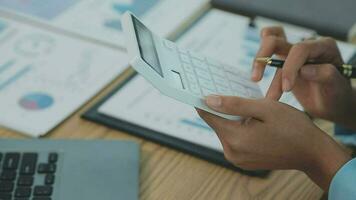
[163,40,263,99]
[0,152,58,200]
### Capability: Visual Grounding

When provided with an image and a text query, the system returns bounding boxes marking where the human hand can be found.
[252,27,356,129]
[197,95,351,191]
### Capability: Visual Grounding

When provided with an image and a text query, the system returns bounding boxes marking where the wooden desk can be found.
[0,70,330,200]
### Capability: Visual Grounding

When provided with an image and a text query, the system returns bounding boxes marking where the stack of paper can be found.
[0,0,210,136]
[0,17,128,136]
[0,0,210,47]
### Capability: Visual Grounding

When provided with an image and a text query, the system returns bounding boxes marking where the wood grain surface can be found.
[0,70,333,200]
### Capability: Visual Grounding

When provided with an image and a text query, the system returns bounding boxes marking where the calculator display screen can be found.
[133,17,163,77]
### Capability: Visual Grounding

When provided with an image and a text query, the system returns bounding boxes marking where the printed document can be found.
[0,0,209,47]
[0,17,128,137]
[99,75,223,151]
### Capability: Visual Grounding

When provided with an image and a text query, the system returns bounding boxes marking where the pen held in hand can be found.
[255,57,356,79]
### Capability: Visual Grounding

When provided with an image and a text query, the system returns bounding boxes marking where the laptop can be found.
[0,140,139,200]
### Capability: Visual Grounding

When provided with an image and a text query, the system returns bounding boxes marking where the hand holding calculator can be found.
[122,12,263,120]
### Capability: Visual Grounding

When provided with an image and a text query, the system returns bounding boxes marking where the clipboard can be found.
[82,72,269,177]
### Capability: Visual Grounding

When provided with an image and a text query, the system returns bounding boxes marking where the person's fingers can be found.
[196,109,242,142]
[252,36,292,81]
[266,69,283,100]
[281,37,342,92]
[300,64,341,83]
[252,27,288,82]
[260,26,287,39]
[281,42,312,91]
[204,95,267,120]
[196,109,235,132]
[306,37,343,64]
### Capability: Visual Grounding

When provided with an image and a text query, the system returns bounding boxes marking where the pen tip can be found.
[255,57,270,63]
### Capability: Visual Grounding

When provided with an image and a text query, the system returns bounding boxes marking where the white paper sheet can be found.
[0,17,128,137]
[99,75,222,151]
[253,16,317,42]
[0,0,210,47]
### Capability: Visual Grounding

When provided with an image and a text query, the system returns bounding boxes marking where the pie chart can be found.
[19,92,54,111]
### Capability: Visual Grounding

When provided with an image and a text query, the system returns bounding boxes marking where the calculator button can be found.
[189,51,205,61]
[213,76,230,88]
[231,83,250,97]
[207,58,222,67]
[34,186,52,196]
[185,73,198,84]
[17,176,34,186]
[209,66,225,77]
[0,181,14,192]
[0,193,11,199]
[20,153,38,175]
[178,48,189,54]
[198,78,215,90]
[195,68,211,79]
[234,79,259,91]
[201,88,216,96]
[48,153,58,163]
[249,84,262,91]
[0,170,16,181]
[179,53,191,63]
[192,59,207,69]
[228,75,251,87]
[230,82,245,92]
[226,72,239,82]
[226,68,249,80]
[37,164,56,174]
[216,85,233,96]
[15,187,31,198]
[3,153,20,170]
[182,63,194,74]
[234,90,248,98]
[163,40,176,50]
[189,84,201,95]
[45,174,55,185]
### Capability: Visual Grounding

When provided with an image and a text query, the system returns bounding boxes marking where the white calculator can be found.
[122,12,263,120]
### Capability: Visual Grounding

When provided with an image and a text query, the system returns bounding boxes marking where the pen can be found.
[255,57,356,79]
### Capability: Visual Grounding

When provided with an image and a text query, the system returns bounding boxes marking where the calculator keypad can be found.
[163,40,262,99]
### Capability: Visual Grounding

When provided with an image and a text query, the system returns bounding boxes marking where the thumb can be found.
[300,64,339,83]
[205,95,267,120]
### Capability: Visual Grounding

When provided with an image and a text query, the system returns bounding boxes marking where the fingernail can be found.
[282,78,291,92]
[301,67,316,78]
[206,95,222,108]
